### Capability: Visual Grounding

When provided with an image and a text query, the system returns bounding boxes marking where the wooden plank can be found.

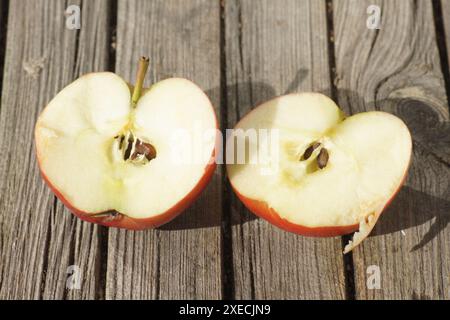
[0,0,111,299]
[106,0,222,299]
[0,0,7,86]
[333,0,450,299]
[442,0,450,70]
[224,0,347,299]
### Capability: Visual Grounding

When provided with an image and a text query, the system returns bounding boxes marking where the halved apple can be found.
[226,93,412,252]
[35,58,218,230]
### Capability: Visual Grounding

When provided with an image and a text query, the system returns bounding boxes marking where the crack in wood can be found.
[39,197,57,299]
[220,0,235,300]
[0,0,9,116]
[432,0,450,113]
[96,0,118,301]
[326,0,356,300]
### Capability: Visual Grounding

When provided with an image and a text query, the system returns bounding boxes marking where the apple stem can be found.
[131,56,150,107]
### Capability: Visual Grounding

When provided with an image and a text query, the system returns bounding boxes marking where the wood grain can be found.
[0,0,7,91]
[0,0,448,300]
[224,0,347,299]
[0,0,111,299]
[442,0,450,71]
[105,0,222,299]
[333,0,450,299]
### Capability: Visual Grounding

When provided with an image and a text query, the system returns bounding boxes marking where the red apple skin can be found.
[229,161,409,237]
[38,157,216,230]
[36,88,219,230]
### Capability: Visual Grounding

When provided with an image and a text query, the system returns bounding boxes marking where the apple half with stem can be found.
[226,93,412,253]
[35,57,218,230]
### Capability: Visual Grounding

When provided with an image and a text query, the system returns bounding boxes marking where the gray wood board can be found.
[333,0,450,299]
[0,0,111,299]
[442,0,450,73]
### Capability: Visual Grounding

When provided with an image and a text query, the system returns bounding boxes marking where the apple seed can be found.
[143,142,157,161]
[127,138,157,163]
[123,134,134,160]
[119,135,125,150]
[301,142,321,161]
[132,139,157,161]
[317,148,329,169]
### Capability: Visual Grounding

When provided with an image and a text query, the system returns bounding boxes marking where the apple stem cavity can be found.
[131,56,150,107]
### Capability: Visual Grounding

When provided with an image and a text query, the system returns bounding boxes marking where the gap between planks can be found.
[325,0,356,301]
[432,0,450,112]
[0,3,8,293]
[219,0,235,301]
[96,0,118,300]
[0,0,9,117]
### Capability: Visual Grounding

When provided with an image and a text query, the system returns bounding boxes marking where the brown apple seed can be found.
[131,139,157,162]
[317,148,329,169]
[301,142,321,161]
[123,135,134,160]
[142,142,157,161]
[119,135,125,150]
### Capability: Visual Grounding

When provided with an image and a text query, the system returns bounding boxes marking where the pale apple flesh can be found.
[227,93,412,252]
[35,73,217,229]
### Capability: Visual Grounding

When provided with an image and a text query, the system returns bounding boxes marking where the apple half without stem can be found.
[226,93,412,253]
[35,58,218,230]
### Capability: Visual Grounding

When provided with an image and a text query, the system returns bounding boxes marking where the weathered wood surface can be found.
[0,0,111,299]
[224,0,347,299]
[0,0,449,300]
[333,0,450,299]
[105,0,222,299]
[442,0,450,72]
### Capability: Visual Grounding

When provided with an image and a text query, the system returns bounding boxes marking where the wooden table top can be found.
[0,0,449,300]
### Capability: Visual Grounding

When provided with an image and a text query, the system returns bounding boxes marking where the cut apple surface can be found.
[226,93,412,251]
[35,59,217,229]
